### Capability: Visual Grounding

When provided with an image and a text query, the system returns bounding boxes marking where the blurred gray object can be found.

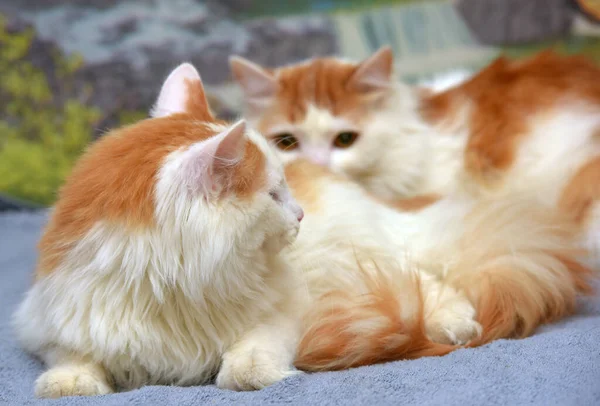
[456,0,575,45]
[0,0,336,127]
[0,194,43,211]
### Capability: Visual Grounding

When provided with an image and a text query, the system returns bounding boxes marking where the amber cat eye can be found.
[272,133,299,151]
[333,131,359,148]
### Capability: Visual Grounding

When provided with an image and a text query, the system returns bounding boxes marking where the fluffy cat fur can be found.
[230,48,600,267]
[284,160,593,371]
[13,63,306,398]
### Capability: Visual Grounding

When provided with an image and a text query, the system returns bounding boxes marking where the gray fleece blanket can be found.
[1,212,599,406]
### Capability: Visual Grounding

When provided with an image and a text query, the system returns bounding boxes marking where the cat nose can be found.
[308,150,331,166]
[297,208,304,222]
[310,156,329,166]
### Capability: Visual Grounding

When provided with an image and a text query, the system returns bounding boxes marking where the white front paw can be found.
[35,365,113,398]
[216,349,300,391]
[426,301,482,345]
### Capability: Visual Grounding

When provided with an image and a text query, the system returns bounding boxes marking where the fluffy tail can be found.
[295,269,455,371]
[449,197,594,344]
[295,196,595,372]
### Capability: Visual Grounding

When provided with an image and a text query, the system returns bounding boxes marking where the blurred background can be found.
[1,0,599,209]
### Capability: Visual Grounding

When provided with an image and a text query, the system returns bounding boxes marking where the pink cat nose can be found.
[310,155,329,166]
[297,209,304,222]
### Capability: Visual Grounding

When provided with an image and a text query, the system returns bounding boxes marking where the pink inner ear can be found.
[181,141,217,196]
[152,62,212,119]
[183,120,248,197]
[348,46,394,92]
[230,56,277,102]
[214,120,248,166]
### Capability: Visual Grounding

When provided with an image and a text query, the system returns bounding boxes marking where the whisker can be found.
[269,137,297,150]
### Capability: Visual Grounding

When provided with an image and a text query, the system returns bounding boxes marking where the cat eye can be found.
[269,190,281,202]
[272,133,299,151]
[333,131,359,148]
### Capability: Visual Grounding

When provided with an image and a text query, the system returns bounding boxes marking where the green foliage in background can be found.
[0,19,100,205]
[0,17,98,206]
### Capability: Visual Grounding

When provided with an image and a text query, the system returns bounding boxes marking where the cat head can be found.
[41,62,304,283]
[229,47,427,197]
[150,63,304,255]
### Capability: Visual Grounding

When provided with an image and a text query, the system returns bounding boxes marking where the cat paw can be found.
[216,349,300,391]
[425,301,482,345]
[35,365,113,398]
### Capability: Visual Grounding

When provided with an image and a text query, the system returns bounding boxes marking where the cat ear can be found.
[347,46,394,93]
[229,56,277,110]
[151,62,213,120]
[182,120,248,197]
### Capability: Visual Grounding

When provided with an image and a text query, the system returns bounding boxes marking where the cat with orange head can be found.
[230,48,600,266]
[14,63,307,397]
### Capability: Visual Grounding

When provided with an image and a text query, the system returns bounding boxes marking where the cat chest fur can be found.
[14,219,285,389]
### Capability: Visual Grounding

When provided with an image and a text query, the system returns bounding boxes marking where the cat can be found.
[283,159,593,371]
[229,48,600,267]
[13,62,307,398]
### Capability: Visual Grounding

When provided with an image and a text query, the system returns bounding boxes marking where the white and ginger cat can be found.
[285,160,593,371]
[230,48,600,266]
[13,63,306,398]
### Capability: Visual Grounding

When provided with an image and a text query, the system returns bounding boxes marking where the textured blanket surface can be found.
[1,212,599,406]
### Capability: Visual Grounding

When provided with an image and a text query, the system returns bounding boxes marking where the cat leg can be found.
[216,314,301,391]
[35,348,113,398]
[420,273,482,345]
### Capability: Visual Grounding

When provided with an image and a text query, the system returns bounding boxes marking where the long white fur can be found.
[280,168,486,345]
[14,143,306,395]
[13,64,306,398]
[235,57,600,267]
[281,161,588,355]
